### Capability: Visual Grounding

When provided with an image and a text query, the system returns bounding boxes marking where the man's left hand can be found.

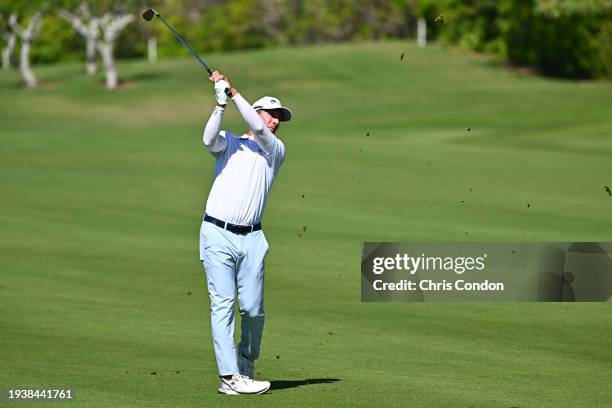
[214,80,231,106]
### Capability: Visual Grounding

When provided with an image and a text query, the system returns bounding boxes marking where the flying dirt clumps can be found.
[604,185,611,196]
[435,15,445,26]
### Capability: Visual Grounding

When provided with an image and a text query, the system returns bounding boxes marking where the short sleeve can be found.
[213,131,237,159]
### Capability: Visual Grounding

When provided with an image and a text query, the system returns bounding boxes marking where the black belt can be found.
[204,214,262,235]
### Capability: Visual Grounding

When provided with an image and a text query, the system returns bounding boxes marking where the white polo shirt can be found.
[204,131,286,226]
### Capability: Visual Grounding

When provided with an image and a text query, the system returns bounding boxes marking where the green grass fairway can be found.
[1,41,611,407]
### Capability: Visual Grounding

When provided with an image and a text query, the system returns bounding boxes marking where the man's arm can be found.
[209,70,277,155]
[202,105,227,154]
[232,93,276,154]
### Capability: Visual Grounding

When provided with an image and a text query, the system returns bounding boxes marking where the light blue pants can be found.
[199,220,269,376]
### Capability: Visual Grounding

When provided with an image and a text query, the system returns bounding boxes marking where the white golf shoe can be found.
[238,355,254,379]
[218,374,270,395]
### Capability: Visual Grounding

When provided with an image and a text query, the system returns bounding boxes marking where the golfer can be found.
[199,70,291,395]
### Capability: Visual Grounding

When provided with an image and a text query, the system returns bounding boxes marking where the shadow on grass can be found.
[123,71,168,81]
[270,378,341,390]
[95,79,137,89]
[3,81,64,90]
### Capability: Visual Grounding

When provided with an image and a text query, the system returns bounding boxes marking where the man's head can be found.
[252,96,292,134]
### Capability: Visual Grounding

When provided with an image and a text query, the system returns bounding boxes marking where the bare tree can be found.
[1,14,17,70]
[59,3,100,75]
[97,12,134,89]
[9,12,43,88]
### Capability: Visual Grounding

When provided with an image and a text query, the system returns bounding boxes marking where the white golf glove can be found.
[214,80,230,105]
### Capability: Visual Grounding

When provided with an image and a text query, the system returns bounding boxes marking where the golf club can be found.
[142,8,213,75]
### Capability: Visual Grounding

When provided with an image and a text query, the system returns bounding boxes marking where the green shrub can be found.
[418,0,611,79]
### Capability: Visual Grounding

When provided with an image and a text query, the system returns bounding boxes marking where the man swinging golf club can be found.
[199,70,292,395]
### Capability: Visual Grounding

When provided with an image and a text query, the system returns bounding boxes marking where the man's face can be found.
[258,109,283,134]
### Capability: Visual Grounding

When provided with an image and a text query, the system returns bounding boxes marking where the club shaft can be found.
[156,14,213,75]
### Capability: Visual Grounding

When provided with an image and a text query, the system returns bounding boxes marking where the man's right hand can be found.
[209,70,230,84]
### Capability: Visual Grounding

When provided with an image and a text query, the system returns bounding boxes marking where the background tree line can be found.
[419,0,612,79]
[0,0,610,81]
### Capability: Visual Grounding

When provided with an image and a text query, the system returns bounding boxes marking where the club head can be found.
[142,9,158,22]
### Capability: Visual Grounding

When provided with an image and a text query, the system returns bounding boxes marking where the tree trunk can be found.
[58,10,100,75]
[86,38,97,74]
[9,11,42,88]
[100,42,117,89]
[147,36,157,64]
[20,40,36,87]
[96,13,134,90]
[417,18,427,48]
[2,33,16,70]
